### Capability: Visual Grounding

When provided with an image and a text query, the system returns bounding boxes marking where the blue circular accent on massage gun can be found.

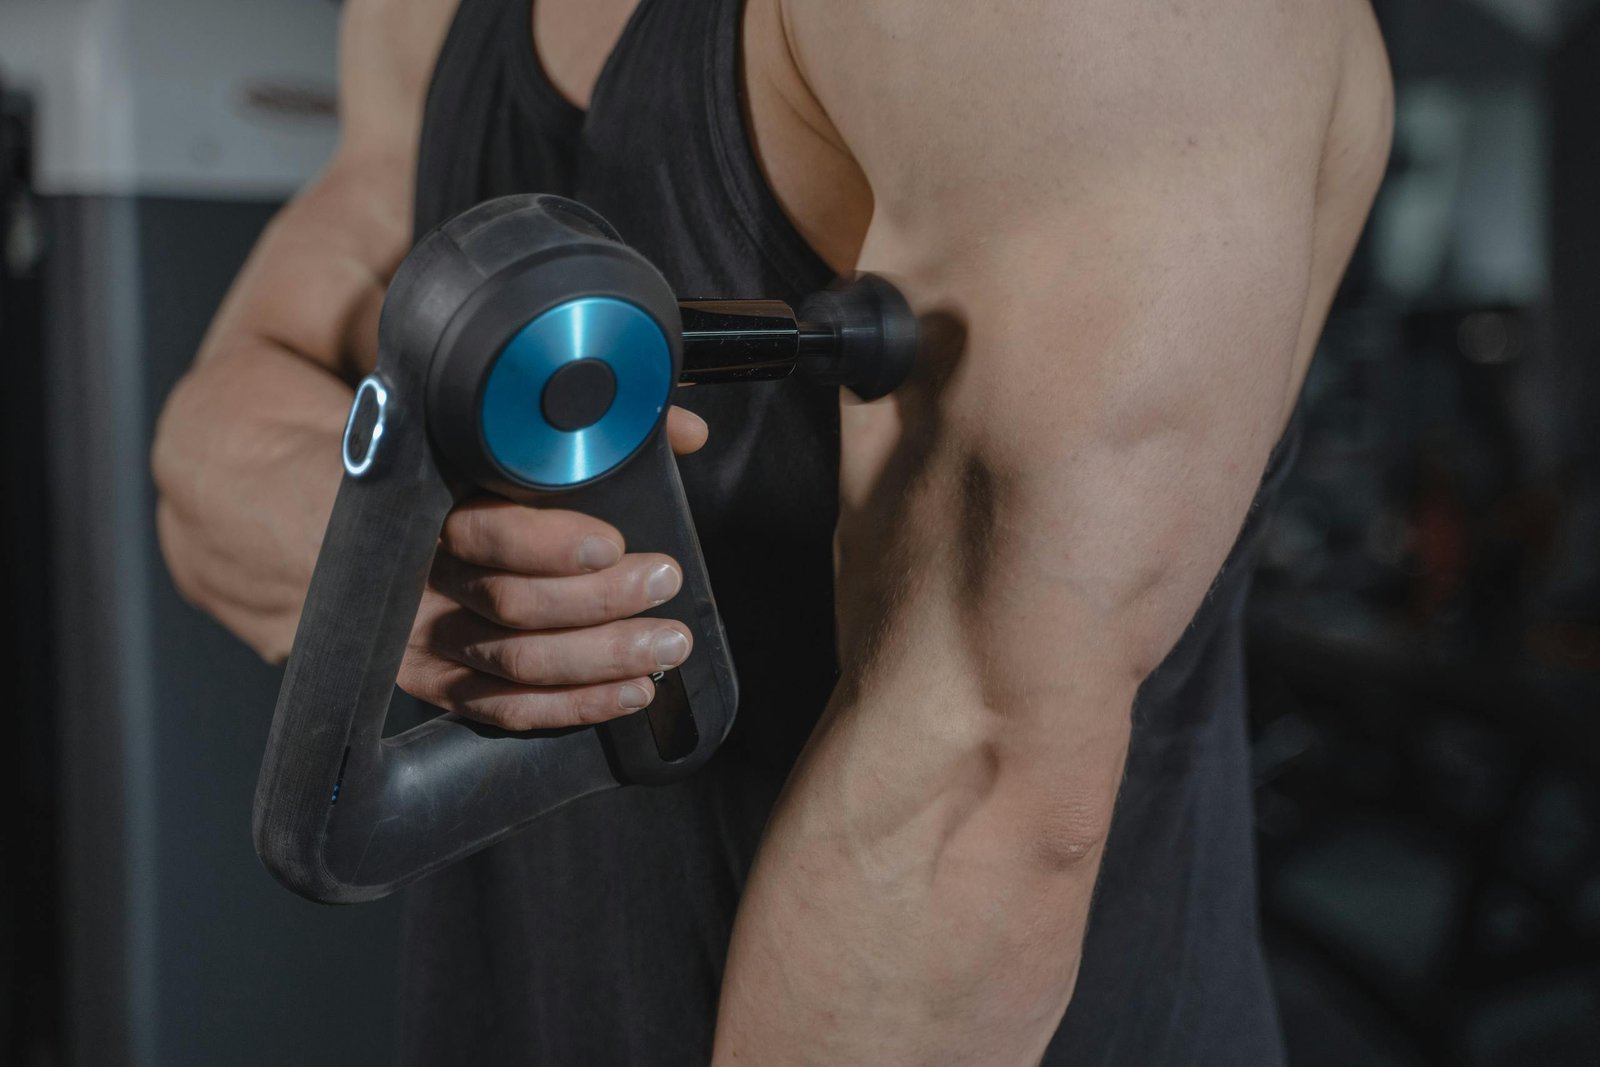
[480,297,672,489]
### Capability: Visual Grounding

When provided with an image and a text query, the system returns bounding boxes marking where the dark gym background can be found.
[3,1,1597,1064]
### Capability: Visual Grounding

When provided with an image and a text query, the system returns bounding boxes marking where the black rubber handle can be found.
[253,402,625,902]
[253,195,736,904]
[253,415,732,903]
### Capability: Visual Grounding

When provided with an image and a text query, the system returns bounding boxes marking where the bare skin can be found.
[153,0,1392,1061]
[720,3,1392,1061]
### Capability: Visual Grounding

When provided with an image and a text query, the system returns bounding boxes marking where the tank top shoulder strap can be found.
[580,0,832,295]
[416,0,584,235]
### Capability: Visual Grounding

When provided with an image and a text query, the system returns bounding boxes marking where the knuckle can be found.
[394,662,423,699]
[570,689,622,726]
[480,700,529,732]
[443,506,480,556]
[596,573,629,618]
[454,503,513,561]
[487,578,534,625]
[608,631,642,675]
[396,652,446,707]
[505,638,551,684]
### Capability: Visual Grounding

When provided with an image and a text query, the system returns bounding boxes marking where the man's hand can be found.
[398,408,709,729]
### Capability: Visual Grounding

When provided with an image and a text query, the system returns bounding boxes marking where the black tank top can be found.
[399,2,1291,1062]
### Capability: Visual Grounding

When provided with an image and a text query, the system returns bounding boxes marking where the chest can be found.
[532,0,871,276]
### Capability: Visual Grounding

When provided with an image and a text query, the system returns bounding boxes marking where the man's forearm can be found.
[153,346,349,661]
[152,149,409,660]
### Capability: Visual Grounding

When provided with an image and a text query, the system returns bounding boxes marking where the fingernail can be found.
[646,563,682,605]
[618,683,651,710]
[579,535,622,570]
[651,630,689,669]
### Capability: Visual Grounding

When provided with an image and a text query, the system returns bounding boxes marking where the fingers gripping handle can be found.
[251,391,621,904]
[254,409,733,904]
[553,432,739,784]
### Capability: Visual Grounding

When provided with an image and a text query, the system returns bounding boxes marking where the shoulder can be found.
[781,0,1374,186]
[337,0,462,159]
[1326,1,1395,189]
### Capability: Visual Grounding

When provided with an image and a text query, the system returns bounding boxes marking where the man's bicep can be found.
[841,188,1316,726]
[824,0,1330,690]
[715,10,1346,1056]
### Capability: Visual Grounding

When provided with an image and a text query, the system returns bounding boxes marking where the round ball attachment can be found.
[480,297,671,489]
[798,273,918,401]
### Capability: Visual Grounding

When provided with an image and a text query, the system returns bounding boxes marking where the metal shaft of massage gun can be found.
[677,300,857,386]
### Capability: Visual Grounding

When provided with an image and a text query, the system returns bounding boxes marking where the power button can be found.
[342,375,389,477]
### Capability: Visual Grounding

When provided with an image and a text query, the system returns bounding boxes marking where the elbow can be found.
[150,373,299,667]
[967,677,1131,879]
[151,373,206,598]
[157,488,297,668]
[1015,789,1115,875]
[151,382,191,514]
[909,696,1123,882]
[834,731,1116,889]
[977,734,1121,878]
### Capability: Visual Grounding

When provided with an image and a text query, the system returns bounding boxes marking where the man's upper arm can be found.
[728,8,1380,1057]
[337,0,460,161]
[794,0,1339,791]
[197,0,458,379]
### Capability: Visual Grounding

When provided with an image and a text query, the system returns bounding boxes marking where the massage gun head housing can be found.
[389,196,683,499]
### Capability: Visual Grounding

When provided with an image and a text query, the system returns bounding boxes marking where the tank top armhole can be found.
[503,0,586,135]
[704,0,836,293]
[413,0,490,235]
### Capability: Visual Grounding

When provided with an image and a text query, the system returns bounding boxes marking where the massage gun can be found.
[253,194,916,904]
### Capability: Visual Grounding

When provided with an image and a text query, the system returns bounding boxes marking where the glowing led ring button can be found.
[342,375,389,478]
